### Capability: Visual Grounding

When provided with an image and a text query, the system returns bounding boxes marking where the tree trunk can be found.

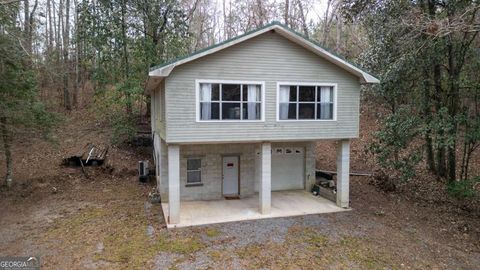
[53,0,59,50]
[296,0,309,38]
[24,0,31,54]
[463,144,477,181]
[460,140,468,180]
[322,0,333,45]
[256,0,265,26]
[436,146,446,178]
[47,0,54,50]
[433,63,446,177]
[447,146,456,182]
[58,0,64,106]
[284,0,289,26]
[120,0,131,114]
[223,0,229,39]
[0,116,13,188]
[446,33,460,182]
[73,0,79,107]
[335,15,342,53]
[29,0,39,55]
[63,0,71,110]
[446,74,459,183]
[422,70,435,172]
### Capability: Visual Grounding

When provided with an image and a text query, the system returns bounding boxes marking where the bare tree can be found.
[73,0,79,107]
[322,0,333,45]
[335,13,342,52]
[255,0,265,26]
[23,0,38,55]
[296,0,308,37]
[63,0,71,110]
[47,0,53,50]
[284,0,289,26]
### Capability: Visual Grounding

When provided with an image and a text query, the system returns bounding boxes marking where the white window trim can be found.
[186,157,202,185]
[276,82,338,122]
[195,79,266,122]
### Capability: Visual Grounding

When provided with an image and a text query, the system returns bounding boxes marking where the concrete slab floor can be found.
[161,190,350,228]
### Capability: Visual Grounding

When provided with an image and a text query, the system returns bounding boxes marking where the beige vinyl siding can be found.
[153,81,167,140]
[164,31,360,143]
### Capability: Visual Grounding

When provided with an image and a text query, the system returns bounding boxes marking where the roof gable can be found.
[146,22,379,92]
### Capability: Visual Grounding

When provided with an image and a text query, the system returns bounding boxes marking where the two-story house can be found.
[145,22,379,228]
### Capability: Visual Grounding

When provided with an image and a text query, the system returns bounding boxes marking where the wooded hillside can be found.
[1,0,479,199]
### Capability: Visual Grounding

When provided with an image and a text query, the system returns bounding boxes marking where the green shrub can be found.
[369,107,422,187]
[92,81,144,144]
[447,176,480,198]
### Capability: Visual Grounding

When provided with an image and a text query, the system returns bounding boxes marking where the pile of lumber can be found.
[316,169,372,177]
[63,143,109,167]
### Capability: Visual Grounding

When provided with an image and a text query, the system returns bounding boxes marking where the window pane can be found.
[299,103,315,119]
[279,103,288,120]
[211,103,220,119]
[187,171,201,183]
[289,86,297,101]
[299,86,316,101]
[317,103,333,119]
[187,159,201,170]
[200,102,219,120]
[212,84,220,101]
[242,85,248,101]
[243,85,261,101]
[318,86,333,102]
[280,103,297,120]
[200,83,211,102]
[222,84,241,101]
[288,103,297,119]
[222,103,241,119]
[243,103,261,120]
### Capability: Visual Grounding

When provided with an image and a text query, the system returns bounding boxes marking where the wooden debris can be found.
[78,157,89,178]
[316,170,334,180]
[316,169,372,177]
[63,143,109,167]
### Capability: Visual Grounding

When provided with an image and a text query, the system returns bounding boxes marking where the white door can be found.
[223,156,239,195]
[271,147,304,190]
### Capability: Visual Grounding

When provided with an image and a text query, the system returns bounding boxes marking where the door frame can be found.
[221,154,241,196]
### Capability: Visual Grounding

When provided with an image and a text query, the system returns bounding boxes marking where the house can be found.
[145,22,379,227]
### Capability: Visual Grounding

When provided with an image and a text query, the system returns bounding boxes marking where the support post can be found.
[168,144,180,224]
[260,142,271,214]
[153,133,162,192]
[336,139,350,208]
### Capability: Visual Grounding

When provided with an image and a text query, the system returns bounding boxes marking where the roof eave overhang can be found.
[144,76,165,95]
[147,24,380,86]
[273,27,380,84]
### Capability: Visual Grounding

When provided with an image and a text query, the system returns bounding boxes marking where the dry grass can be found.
[43,185,203,269]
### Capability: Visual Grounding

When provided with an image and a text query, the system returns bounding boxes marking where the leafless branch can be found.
[0,0,26,5]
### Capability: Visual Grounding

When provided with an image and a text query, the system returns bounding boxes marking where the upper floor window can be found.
[278,84,335,120]
[198,81,263,121]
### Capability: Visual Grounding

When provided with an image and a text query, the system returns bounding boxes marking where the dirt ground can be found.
[0,110,479,270]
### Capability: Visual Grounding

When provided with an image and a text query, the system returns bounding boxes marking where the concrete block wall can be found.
[159,143,256,201]
[305,141,316,191]
[157,141,316,202]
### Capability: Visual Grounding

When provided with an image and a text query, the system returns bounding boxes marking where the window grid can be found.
[200,83,262,121]
[187,158,202,184]
[279,85,334,120]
